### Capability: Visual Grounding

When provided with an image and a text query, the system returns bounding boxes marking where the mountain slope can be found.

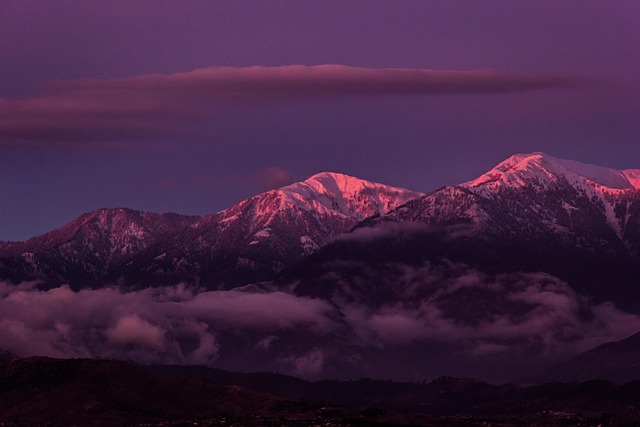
[463,152,640,247]
[0,208,199,287]
[540,331,640,383]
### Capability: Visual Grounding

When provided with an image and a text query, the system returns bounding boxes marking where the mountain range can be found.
[0,172,422,289]
[1,152,639,382]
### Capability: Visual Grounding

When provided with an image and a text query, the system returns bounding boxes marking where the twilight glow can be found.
[2,7,640,419]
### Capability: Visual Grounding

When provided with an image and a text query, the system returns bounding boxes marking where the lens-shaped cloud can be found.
[0,65,576,142]
[49,65,576,96]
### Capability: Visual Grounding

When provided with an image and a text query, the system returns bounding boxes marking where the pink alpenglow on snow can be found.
[466,152,640,192]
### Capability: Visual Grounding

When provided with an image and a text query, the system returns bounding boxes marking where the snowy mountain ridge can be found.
[190,171,423,253]
[465,152,640,193]
[278,172,421,219]
[1,154,638,291]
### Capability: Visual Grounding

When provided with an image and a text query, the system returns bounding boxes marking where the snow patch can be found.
[220,213,241,223]
[254,228,271,238]
[300,235,319,255]
[622,169,640,190]
[236,257,258,269]
[249,228,272,245]
[20,252,37,267]
[555,157,635,190]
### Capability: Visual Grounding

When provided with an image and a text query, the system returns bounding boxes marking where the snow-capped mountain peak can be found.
[163,171,425,287]
[465,152,640,192]
[274,171,424,221]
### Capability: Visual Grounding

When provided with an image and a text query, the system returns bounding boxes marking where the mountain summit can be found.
[278,171,420,220]
[466,152,640,192]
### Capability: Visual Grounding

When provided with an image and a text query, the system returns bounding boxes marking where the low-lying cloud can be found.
[0,282,335,366]
[1,266,637,380]
[318,260,640,358]
[0,65,576,142]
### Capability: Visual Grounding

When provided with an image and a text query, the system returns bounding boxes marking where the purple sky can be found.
[1,0,639,241]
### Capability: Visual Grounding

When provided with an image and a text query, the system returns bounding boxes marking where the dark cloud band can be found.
[0,65,576,142]
[51,65,576,96]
